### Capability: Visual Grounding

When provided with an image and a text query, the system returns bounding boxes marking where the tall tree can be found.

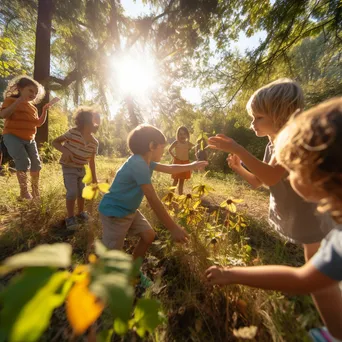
[33,0,53,145]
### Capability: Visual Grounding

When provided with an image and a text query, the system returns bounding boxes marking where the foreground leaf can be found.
[0,243,72,275]
[0,268,71,342]
[67,276,104,335]
[131,298,164,338]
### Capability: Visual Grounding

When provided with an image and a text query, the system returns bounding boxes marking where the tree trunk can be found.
[33,0,53,146]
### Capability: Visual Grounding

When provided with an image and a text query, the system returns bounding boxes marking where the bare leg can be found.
[304,243,342,339]
[178,179,185,195]
[77,196,85,215]
[66,199,76,218]
[133,230,156,260]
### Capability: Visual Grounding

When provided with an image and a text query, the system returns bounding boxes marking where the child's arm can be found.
[154,161,208,174]
[37,98,60,127]
[208,134,285,186]
[89,153,97,184]
[141,184,189,243]
[205,261,336,294]
[227,154,262,188]
[0,97,26,119]
[168,141,177,159]
[52,135,73,161]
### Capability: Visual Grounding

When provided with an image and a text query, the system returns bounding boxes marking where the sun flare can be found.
[110,53,158,97]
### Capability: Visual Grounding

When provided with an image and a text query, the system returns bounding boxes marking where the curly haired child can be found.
[0,75,58,199]
[52,106,100,230]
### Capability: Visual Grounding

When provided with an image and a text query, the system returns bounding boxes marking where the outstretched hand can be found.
[191,160,208,170]
[208,134,239,154]
[169,224,189,243]
[205,266,231,285]
[43,97,60,112]
[227,154,241,171]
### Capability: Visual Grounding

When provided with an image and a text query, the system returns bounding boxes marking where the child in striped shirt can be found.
[52,106,100,230]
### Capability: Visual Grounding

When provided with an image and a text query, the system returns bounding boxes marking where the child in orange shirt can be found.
[0,76,57,199]
[169,126,194,194]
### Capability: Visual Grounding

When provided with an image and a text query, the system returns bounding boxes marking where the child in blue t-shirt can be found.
[206,97,342,341]
[99,124,207,261]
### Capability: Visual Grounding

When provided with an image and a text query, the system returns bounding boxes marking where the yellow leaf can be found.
[220,200,227,208]
[98,183,110,193]
[82,185,95,200]
[82,165,92,184]
[227,203,236,213]
[66,277,104,335]
[233,326,258,339]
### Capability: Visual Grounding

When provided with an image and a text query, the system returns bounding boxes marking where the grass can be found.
[0,157,320,341]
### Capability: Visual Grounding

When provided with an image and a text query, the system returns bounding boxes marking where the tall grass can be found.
[0,158,320,341]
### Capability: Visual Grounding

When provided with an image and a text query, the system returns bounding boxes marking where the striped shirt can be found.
[1,97,39,140]
[60,128,98,167]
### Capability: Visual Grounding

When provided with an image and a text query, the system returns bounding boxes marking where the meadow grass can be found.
[0,157,320,341]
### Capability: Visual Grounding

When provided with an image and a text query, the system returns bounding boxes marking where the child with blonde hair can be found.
[52,106,100,230]
[206,97,342,341]
[169,126,194,194]
[0,75,58,199]
[206,79,341,339]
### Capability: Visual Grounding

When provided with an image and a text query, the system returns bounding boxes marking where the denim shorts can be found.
[3,133,41,172]
[62,165,86,200]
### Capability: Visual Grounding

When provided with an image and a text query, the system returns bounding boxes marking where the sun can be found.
[110,53,158,97]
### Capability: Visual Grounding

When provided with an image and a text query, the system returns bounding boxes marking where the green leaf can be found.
[131,298,164,338]
[113,318,128,336]
[90,248,137,322]
[90,273,134,321]
[0,243,72,275]
[96,329,113,342]
[0,268,71,342]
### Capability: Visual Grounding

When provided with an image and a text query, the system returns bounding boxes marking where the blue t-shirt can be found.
[99,155,157,217]
[311,227,342,281]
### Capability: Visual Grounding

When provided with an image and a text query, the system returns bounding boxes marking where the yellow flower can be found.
[219,198,243,213]
[82,183,110,200]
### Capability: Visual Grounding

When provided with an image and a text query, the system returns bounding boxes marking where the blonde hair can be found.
[275,97,342,223]
[246,78,304,131]
[3,75,45,104]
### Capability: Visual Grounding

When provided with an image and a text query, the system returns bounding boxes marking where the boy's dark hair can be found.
[74,106,100,129]
[128,124,166,154]
[177,126,190,140]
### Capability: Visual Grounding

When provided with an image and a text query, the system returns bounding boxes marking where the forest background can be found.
[0,0,341,169]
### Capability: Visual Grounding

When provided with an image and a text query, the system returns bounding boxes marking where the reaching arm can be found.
[36,105,48,127]
[227,154,262,188]
[89,153,97,184]
[141,184,189,243]
[209,135,285,186]
[205,261,336,294]
[154,161,208,174]
[168,141,177,159]
[37,98,60,127]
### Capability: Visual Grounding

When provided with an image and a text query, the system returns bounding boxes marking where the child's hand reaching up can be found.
[227,154,242,171]
[205,266,231,285]
[208,134,240,154]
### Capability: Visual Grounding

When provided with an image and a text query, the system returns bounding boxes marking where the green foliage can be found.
[130,298,165,338]
[0,241,163,342]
